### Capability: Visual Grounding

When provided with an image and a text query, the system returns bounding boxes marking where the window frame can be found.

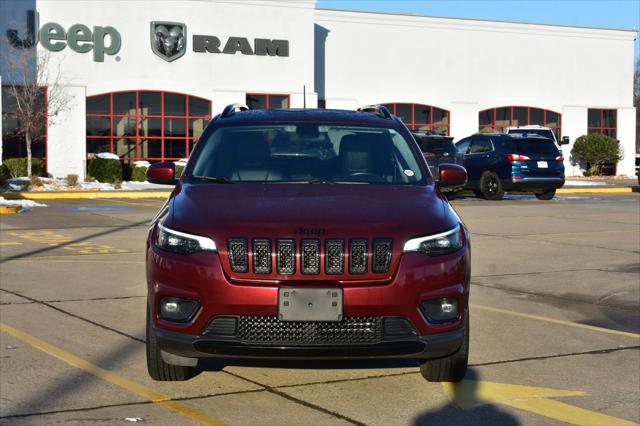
[478,106,562,139]
[245,93,291,110]
[382,103,451,135]
[85,90,212,162]
[587,108,617,139]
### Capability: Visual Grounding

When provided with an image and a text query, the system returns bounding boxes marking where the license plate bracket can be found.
[278,288,343,322]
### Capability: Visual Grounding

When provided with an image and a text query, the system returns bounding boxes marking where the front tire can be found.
[479,171,504,200]
[534,189,556,200]
[146,306,195,381]
[420,314,469,382]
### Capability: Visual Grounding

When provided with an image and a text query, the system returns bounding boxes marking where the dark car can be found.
[412,133,465,186]
[456,133,564,200]
[145,104,471,383]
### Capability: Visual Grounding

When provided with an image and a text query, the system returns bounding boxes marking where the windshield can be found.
[502,139,560,156]
[508,129,555,141]
[415,137,456,154]
[190,124,427,184]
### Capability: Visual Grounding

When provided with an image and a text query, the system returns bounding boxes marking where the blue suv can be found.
[456,134,564,200]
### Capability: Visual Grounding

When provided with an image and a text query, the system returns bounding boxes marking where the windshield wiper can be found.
[191,175,234,184]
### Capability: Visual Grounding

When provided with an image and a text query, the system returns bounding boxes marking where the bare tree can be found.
[634,58,639,153]
[2,44,72,176]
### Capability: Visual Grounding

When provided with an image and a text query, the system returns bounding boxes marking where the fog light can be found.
[159,297,199,322]
[420,297,459,323]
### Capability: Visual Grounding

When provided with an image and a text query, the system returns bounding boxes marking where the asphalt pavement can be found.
[1,193,639,425]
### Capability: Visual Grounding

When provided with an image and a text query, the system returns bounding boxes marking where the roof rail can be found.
[357,104,392,119]
[221,103,249,117]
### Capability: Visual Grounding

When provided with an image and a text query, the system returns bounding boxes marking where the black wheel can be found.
[420,314,469,382]
[534,189,556,200]
[472,190,483,198]
[146,305,195,381]
[479,171,504,200]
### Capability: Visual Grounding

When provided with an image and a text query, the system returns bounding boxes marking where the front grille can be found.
[202,316,418,344]
[236,316,383,345]
[372,239,392,273]
[228,238,248,273]
[276,239,295,274]
[227,237,392,275]
[325,239,344,274]
[301,239,320,274]
[252,239,272,274]
[349,239,368,274]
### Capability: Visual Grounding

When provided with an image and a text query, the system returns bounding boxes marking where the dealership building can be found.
[0,0,637,179]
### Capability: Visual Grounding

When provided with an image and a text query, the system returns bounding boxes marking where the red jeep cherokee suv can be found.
[145,104,470,382]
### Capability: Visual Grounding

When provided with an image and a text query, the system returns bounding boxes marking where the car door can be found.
[463,137,493,187]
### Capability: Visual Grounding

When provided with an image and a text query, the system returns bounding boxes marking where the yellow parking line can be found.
[0,242,22,246]
[471,304,640,339]
[0,322,226,426]
[504,397,639,426]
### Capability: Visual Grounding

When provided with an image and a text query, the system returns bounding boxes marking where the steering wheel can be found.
[339,172,383,183]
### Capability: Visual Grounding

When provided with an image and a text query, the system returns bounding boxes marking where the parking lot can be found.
[1,193,639,425]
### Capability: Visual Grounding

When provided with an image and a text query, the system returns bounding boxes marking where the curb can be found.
[0,205,21,214]
[1,191,172,200]
[557,187,636,194]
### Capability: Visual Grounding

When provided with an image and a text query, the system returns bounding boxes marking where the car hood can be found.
[168,183,457,241]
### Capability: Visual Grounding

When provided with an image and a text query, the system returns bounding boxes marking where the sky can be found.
[316,0,640,61]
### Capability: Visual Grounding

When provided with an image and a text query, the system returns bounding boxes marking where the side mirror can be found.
[560,136,570,145]
[146,161,177,185]
[437,164,467,189]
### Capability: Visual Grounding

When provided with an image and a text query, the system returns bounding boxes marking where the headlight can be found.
[403,225,464,256]
[155,222,216,255]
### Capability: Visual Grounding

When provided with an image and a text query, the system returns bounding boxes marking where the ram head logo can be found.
[150,21,186,62]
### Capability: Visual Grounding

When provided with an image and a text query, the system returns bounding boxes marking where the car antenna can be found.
[303,85,306,109]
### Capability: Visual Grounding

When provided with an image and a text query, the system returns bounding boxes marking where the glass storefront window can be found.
[382,103,450,135]
[86,91,211,160]
[587,109,617,138]
[246,93,290,110]
[478,106,562,139]
[2,85,47,163]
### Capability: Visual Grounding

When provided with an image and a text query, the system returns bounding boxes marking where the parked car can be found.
[505,125,570,147]
[456,133,564,200]
[412,132,465,186]
[145,104,471,383]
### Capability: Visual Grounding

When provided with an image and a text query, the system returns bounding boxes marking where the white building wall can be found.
[561,106,588,176]
[617,107,637,176]
[316,9,637,176]
[47,85,86,179]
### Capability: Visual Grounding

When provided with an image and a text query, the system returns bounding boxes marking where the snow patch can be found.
[133,161,151,168]
[0,196,47,211]
[94,152,120,160]
[564,180,609,187]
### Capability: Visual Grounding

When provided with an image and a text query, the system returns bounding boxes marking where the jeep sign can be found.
[7,11,121,62]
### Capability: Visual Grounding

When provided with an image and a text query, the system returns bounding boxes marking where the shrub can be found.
[570,133,623,176]
[131,165,147,182]
[479,127,495,134]
[0,158,46,178]
[29,176,44,187]
[87,157,123,183]
[113,179,122,189]
[66,174,79,186]
[175,163,185,178]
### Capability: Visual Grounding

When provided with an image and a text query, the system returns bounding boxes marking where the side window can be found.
[468,138,492,154]
[456,138,470,153]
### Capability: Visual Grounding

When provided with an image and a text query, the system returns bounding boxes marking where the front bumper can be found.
[157,325,464,360]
